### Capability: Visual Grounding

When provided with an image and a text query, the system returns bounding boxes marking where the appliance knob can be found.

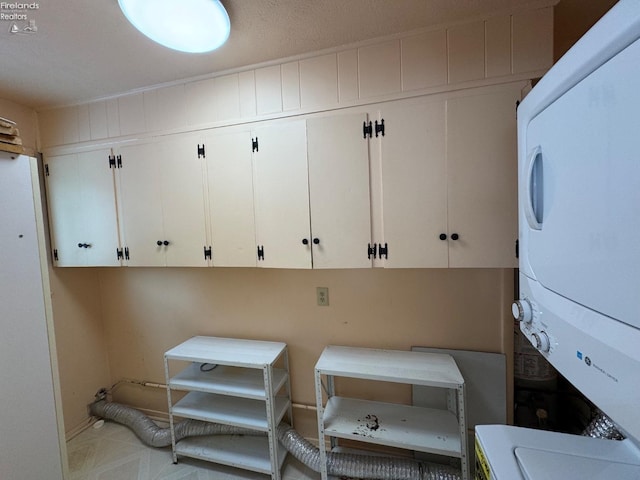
[532,331,551,353]
[512,299,533,323]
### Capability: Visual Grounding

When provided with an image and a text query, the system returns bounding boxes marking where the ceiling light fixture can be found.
[118,0,230,53]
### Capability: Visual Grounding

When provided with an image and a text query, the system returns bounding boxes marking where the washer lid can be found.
[515,446,640,480]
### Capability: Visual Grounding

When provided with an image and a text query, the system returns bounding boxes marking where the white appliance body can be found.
[477,1,640,478]
[475,425,640,480]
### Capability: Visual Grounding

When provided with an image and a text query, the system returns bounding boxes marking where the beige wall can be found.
[49,268,111,435]
[99,267,514,439]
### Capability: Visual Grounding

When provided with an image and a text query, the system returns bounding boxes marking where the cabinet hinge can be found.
[378,243,388,259]
[375,119,385,137]
[44,164,50,176]
[515,239,519,259]
[367,243,377,259]
[197,144,205,158]
[108,154,116,169]
[257,245,264,261]
[124,247,130,260]
[53,249,58,261]
[363,121,373,139]
[252,137,259,152]
[117,155,122,168]
[204,246,212,260]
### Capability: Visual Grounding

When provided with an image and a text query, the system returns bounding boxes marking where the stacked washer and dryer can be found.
[475,1,640,478]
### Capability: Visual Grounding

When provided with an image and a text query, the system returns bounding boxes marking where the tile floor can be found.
[67,420,319,480]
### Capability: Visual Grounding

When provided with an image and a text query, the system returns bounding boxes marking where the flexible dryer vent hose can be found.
[89,400,461,480]
[89,399,260,448]
[582,411,625,440]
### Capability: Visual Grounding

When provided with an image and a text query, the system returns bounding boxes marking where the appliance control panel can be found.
[513,296,555,354]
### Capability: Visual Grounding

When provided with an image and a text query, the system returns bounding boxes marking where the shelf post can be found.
[164,355,178,464]
[315,367,329,480]
[263,362,280,480]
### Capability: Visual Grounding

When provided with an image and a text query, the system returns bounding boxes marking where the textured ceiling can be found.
[0,0,551,109]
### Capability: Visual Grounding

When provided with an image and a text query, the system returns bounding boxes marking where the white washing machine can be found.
[476,1,640,478]
[475,425,640,480]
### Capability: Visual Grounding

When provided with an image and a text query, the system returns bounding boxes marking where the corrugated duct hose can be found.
[582,410,626,440]
[89,400,462,480]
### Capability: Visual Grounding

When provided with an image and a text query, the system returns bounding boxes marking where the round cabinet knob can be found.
[163,240,170,246]
[512,299,533,323]
[532,331,551,353]
[302,238,309,245]
[157,240,163,246]
[313,238,320,245]
[78,243,83,248]
[439,233,447,241]
[451,233,459,240]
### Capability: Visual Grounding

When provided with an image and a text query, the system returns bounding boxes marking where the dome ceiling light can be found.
[118,0,230,53]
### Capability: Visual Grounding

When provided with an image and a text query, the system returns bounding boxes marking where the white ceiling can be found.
[0,0,550,109]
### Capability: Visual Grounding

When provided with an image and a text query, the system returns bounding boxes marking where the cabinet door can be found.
[378,101,448,267]
[118,138,208,267]
[157,136,208,267]
[45,149,121,266]
[117,142,166,266]
[204,129,257,267]
[253,120,311,268]
[446,86,520,267]
[307,113,372,268]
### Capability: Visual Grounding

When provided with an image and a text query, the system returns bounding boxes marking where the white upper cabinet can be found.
[252,120,311,269]
[44,85,521,269]
[375,100,448,268]
[307,113,372,268]
[371,83,522,268]
[446,84,521,268]
[45,148,121,266]
[202,128,257,267]
[116,135,208,267]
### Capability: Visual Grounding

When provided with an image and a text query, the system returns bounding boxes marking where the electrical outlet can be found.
[316,287,329,306]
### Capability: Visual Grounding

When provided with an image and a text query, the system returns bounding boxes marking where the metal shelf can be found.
[323,396,461,456]
[172,391,290,431]
[165,336,291,480]
[175,436,287,475]
[315,345,464,387]
[169,363,289,400]
[315,345,469,480]
[165,336,287,367]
